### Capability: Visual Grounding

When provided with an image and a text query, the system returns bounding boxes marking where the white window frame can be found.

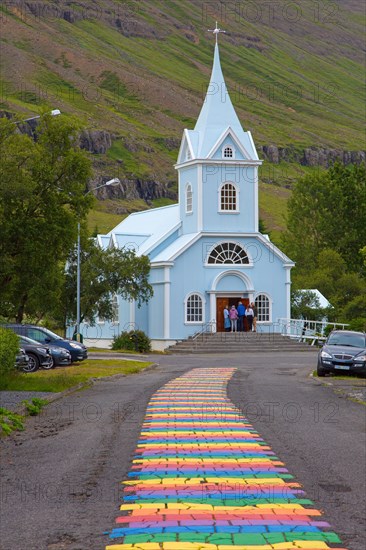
[222,145,235,159]
[185,292,205,324]
[186,183,193,214]
[255,293,272,323]
[206,241,250,265]
[218,181,239,213]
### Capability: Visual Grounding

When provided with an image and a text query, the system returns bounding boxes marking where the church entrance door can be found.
[216,297,250,332]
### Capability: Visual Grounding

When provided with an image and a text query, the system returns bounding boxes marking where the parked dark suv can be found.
[4,324,88,363]
[317,330,366,377]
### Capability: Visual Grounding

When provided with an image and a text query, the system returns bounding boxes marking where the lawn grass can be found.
[87,347,141,355]
[312,370,366,381]
[87,208,124,234]
[0,359,152,393]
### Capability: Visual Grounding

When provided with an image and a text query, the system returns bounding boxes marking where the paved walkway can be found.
[104,368,347,550]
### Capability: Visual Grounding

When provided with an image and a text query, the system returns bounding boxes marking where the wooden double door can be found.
[216,297,250,332]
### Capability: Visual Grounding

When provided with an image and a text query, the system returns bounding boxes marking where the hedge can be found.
[0,327,19,375]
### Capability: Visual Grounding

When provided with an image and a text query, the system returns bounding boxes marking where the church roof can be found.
[178,43,259,161]
[98,204,180,256]
[152,233,200,263]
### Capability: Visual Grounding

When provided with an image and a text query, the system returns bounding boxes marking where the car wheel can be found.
[22,353,39,373]
[317,365,328,377]
[42,356,55,369]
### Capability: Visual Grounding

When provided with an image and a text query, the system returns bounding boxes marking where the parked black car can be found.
[4,324,88,362]
[17,336,53,372]
[15,348,31,372]
[19,336,72,368]
[317,330,366,377]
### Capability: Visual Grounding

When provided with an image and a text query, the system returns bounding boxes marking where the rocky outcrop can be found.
[259,145,365,167]
[79,130,113,154]
[91,176,172,211]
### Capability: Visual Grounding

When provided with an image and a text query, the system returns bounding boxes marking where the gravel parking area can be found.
[0,391,58,412]
[317,376,366,403]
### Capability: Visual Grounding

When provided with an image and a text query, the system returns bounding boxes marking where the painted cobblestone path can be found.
[105,368,348,550]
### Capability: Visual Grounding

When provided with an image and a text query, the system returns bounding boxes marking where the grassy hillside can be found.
[1,0,365,234]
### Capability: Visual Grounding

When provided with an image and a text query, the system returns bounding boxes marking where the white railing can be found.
[277,318,349,345]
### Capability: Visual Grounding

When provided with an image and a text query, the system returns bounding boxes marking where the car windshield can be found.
[42,327,63,340]
[327,332,365,348]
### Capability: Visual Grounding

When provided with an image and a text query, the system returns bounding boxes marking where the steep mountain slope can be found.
[1,1,365,233]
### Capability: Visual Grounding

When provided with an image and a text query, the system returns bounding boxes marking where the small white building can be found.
[82,40,295,350]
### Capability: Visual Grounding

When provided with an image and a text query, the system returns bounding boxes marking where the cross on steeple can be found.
[208,21,226,43]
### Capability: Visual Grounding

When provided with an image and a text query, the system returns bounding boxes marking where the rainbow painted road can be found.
[105,368,347,550]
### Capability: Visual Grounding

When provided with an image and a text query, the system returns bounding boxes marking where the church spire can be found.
[194,41,244,150]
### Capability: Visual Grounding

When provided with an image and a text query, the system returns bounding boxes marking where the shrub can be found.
[0,328,19,375]
[112,330,151,353]
[0,407,24,435]
[22,398,49,416]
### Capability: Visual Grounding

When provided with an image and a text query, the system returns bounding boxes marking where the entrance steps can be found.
[167,331,318,353]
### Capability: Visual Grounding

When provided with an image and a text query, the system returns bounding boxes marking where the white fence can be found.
[277,318,349,345]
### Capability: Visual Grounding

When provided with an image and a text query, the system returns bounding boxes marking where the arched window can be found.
[207,242,249,264]
[220,182,237,211]
[255,294,270,322]
[186,293,203,323]
[223,146,233,158]
[111,294,119,324]
[186,183,193,213]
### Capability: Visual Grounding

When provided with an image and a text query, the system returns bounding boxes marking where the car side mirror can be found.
[45,338,51,343]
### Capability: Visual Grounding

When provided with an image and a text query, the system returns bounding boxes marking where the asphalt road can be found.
[0,352,365,550]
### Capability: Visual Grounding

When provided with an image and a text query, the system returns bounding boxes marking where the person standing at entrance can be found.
[229,305,238,332]
[237,301,246,332]
[223,305,230,332]
[251,302,257,332]
[245,304,254,331]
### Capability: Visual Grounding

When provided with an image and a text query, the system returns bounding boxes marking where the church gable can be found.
[177,130,197,164]
[208,128,252,161]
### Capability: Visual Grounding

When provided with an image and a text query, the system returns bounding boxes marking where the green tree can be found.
[291,289,325,320]
[58,235,153,327]
[292,249,366,324]
[282,163,366,273]
[0,114,93,322]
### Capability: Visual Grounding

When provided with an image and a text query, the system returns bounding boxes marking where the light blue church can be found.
[86,38,294,350]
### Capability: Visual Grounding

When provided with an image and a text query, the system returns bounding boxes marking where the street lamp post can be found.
[74,178,120,341]
[13,109,61,125]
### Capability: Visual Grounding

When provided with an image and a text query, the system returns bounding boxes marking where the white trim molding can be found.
[163,266,171,339]
[197,164,203,232]
[207,127,253,160]
[174,158,262,170]
[211,270,254,292]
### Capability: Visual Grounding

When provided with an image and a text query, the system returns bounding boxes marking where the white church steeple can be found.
[177,40,259,163]
[194,42,243,139]
[176,35,262,235]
